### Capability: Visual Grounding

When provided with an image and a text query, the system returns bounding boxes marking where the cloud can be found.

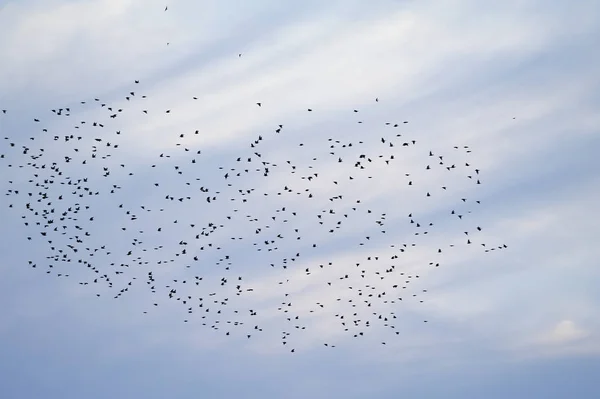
[538,320,590,345]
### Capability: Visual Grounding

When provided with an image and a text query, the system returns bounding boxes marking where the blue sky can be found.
[1,0,599,398]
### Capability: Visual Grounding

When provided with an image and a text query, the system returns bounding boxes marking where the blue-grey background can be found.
[0,1,599,398]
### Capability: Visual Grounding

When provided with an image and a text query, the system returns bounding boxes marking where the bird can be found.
[0,73,507,355]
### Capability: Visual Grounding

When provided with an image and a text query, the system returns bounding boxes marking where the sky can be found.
[0,0,599,398]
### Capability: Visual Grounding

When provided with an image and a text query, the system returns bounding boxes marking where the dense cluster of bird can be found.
[0,4,508,352]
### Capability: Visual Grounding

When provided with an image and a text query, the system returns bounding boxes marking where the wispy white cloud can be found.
[538,320,591,345]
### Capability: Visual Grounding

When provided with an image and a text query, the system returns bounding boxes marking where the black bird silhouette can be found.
[0,77,507,354]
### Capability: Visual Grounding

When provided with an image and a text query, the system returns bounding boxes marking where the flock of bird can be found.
[0,4,508,352]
